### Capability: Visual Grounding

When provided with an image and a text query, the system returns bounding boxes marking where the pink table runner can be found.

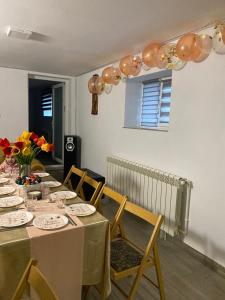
[26,201,84,300]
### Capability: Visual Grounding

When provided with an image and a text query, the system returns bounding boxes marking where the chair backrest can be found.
[11,259,59,300]
[63,165,87,193]
[94,185,128,239]
[79,175,103,205]
[124,201,164,259]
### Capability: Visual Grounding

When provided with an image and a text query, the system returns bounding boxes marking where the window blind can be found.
[41,93,52,117]
[141,77,172,128]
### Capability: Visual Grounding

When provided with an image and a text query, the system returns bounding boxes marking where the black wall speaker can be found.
[64,135,81,179]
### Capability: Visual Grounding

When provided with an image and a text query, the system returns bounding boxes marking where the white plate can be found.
[43,181,62,188]
[51,190,77,200]
[33,172,50,178]
[0,178,9,184]
[0,211,33,227]
[66,203,96,217]
[33,213,68,230]
[0,196,24,208]
[0,186,16,196]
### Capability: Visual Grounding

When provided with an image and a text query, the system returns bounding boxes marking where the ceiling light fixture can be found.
[6,26,32,40]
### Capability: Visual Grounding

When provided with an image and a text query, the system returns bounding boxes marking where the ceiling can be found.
[0,0,224,76]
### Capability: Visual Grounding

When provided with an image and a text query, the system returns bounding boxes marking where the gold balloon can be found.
[102,66,121,85]
[119,55,142,76]
[142,42,161,68]
[156,45,170,69]
[176,33,202,61]
[193,34,212,63]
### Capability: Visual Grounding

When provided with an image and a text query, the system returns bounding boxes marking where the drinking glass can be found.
[56,194,66,209]
[25,195,37,212]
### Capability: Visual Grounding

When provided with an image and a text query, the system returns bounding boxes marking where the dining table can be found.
[0,172,111,300]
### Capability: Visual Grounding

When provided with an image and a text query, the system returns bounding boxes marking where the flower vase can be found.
[20,164,31,177]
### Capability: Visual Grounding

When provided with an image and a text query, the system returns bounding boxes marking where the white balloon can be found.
[104,83,112,94]
[168,55,186,71]
[142,63,151,71]
[213,30,225,54]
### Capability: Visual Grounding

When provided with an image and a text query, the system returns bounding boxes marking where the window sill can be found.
[123,126,169,132]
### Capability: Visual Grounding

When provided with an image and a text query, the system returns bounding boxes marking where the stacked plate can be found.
[0,211,33,227]
[51,191,77,199]
[66,203,96,216]
[0,186,15,196]
[33,214,68,230]
[0,196,23,208]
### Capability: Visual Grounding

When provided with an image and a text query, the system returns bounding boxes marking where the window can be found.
[124,70,172,130]
[141,77,172,128]
[41,92,52,117]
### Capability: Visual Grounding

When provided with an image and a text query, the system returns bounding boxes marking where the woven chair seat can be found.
[111,239,143,272]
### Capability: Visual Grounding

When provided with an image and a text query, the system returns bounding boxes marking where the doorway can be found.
[28,78,64,166]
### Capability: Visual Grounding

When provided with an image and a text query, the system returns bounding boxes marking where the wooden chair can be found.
[78,174,103,205]
[63,165,87,194]
[11,259,59,300]
[94,185,128,239]
[110,201,165,300]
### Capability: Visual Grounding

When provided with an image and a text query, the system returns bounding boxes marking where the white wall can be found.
[76,52,225,267]
[0,67,76,140]
[0,68,28,140]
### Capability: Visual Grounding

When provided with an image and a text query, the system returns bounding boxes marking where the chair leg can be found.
[153,245,165,300]
[128,269,144,300]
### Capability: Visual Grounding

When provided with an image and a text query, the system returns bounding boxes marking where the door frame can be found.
[28,72,74,165]
[52,83,65,163]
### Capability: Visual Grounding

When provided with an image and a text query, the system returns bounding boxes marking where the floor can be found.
[86,201,225,300]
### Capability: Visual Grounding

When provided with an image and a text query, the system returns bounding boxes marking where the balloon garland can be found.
[88,23,225,96]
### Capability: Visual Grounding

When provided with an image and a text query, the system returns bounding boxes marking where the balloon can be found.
[104,83,113,94]
[176,33,202,61]
[102,66,121,85]
[119,55,142,76]
[95,76,105,95]
[222,26,225,44]
[142,42,161,67]
[193,34,212,63]
[169,55,187,71]
[213,29,225,54]
[156,45,170,69]
[142,63,151,71]
[88,74,99,94]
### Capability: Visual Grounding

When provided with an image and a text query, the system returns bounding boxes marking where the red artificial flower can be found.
[37,136,47,147]
[14,141,24,149]
[48,144,55,152]
[0,138,10,148]
[3,146,13,156]
[30,132,39,143]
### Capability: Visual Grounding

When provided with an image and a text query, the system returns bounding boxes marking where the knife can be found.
[64,213,77,226]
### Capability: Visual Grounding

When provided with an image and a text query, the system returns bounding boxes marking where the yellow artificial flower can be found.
[41,143,50,152]
[20,131,32,140]
[22,146,32,156]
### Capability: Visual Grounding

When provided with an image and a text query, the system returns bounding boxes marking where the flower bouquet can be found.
[0,131,54,177]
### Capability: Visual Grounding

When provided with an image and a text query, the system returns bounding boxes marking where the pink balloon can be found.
[176,33,202,61]
[194,34,212,63]
[102,66,121,85]
[119,55,142,76]
[142,42,161,68]
[222,26,225,44]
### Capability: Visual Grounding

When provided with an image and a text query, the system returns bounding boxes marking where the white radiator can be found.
[106,155,192,237]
